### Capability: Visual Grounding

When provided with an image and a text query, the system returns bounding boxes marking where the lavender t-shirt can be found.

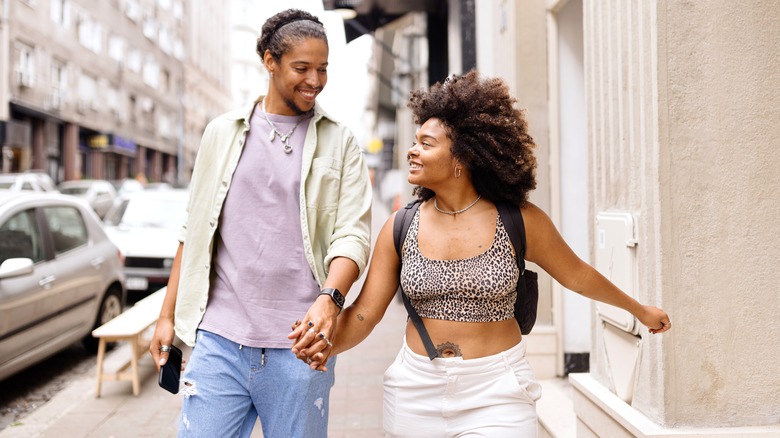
[199,103,319,348]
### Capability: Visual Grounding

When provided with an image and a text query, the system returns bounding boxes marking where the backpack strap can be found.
[496,201,533,334]
[393,200,421,255]
[393,200,439,360]
[496,202,527,274]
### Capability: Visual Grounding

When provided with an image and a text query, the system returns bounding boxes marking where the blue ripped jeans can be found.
[177,330,336,438]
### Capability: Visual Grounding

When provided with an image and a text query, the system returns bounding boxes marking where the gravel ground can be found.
[0,345,97,431]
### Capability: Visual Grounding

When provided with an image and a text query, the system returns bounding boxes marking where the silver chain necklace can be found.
[433,195,482,215]
[261,101,306,154]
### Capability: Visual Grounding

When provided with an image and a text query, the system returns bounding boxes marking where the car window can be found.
[108,197,187,229]
[61,187,89,195]
[21,182,34,191]
[0,209,45,264]
[43,206,88,254]
[0,182,13,189]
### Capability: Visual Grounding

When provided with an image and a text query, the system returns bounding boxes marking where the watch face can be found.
[323,288,344,307]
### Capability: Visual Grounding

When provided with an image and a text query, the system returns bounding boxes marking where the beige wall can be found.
[586,0,780,429]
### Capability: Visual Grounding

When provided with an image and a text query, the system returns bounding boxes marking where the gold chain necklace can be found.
[433,195,481,215]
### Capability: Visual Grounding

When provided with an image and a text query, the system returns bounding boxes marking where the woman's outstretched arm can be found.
[522,202,671,334]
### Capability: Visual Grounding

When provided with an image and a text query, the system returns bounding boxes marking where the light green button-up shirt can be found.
[174,98,372,346]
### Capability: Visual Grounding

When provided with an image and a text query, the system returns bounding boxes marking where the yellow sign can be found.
[88,134,109,149]
[367,138,383,154]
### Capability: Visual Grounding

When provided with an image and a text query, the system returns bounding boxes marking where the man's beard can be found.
[284,96,312,115]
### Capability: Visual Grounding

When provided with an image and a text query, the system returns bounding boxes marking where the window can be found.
[125,0,141,22]
[127,48,142,72]
[0,210,44,264]
[77,73,97,109]
[16,44,36,87]
[77,13,103,53]
[50,0,71,28]
[43,206,88,254]
[142,58,159,88]
[51,62,66,89]
[108,35,125,62]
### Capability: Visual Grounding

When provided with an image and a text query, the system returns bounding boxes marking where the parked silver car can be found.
[0,192,126,381]
[58,179,117,218]
[0,171,58,192]
[103,190,188,301]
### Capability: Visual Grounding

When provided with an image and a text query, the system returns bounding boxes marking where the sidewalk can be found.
[0,296,408,438]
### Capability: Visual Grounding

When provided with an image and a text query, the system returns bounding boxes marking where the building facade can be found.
[0,0,231,185]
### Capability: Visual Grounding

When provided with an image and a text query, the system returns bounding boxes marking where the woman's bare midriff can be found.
[404,318,522,359]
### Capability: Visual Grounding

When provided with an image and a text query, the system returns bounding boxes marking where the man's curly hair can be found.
[256,9,327,61]
[408,70,537,206]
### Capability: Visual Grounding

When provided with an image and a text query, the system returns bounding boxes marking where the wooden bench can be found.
[91,288,166,397]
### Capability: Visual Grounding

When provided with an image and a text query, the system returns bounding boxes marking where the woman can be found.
[290,70,670,437]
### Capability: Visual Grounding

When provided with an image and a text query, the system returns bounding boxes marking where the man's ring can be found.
[306,357,312,364]
[307,328,316,334]
[160,345,171,353]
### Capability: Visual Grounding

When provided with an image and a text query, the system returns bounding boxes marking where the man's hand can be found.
[288,295,340,370]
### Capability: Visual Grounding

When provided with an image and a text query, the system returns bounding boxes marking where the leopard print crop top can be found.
[399,208,519,322]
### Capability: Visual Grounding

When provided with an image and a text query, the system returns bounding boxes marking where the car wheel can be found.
[82,286,124,353]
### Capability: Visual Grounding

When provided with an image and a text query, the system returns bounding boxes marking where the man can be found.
[150,9,372,438]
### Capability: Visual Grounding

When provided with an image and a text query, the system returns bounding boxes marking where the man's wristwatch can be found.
[319,288,345,311]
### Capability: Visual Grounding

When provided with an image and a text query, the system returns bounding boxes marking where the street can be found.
[0,345,96,430]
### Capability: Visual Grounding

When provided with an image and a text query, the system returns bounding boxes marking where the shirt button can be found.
[209,221,215,227]
[199,306,205,312]
[222,181,227,187]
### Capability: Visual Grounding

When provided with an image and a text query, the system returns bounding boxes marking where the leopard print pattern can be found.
[400,209,519,322]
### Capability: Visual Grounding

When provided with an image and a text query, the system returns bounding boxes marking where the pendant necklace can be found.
[261,100,305,154]
[433,195,482,215]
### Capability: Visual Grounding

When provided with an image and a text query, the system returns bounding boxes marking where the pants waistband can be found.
[400,336,527,376]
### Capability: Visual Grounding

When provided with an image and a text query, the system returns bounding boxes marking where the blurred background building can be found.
[0,0,231,184]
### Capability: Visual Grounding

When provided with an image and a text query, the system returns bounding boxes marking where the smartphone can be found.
[158,345,183,394]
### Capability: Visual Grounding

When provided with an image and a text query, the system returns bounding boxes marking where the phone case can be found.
[158,345,182,394]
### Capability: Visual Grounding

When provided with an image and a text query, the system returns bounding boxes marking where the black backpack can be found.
[392,200,539,360]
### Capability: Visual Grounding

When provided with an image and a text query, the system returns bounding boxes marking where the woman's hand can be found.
[288,295,340,370]
[638,305,672,334]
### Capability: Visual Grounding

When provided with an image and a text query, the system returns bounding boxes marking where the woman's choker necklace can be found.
[260,100,307,154]
[433,195,481,215]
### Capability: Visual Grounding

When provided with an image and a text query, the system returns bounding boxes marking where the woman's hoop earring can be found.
[454,167,462,178]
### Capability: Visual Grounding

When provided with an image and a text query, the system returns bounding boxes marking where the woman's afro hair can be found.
[408,70,537,206]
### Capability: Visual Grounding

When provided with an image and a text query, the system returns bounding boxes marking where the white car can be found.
[103,190,188,301]
[0,171,58,192]
[58,179,117,218]
[0,192,126,381]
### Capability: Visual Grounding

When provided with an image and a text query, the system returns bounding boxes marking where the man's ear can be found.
[263,50,275,74]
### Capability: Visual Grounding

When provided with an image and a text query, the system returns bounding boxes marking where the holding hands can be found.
[288,294,338,371]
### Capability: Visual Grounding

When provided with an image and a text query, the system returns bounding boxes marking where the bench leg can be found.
[95,339,107,398]
[130,335,141,396]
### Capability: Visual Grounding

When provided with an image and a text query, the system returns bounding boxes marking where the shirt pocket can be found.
[309,157,342,210]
